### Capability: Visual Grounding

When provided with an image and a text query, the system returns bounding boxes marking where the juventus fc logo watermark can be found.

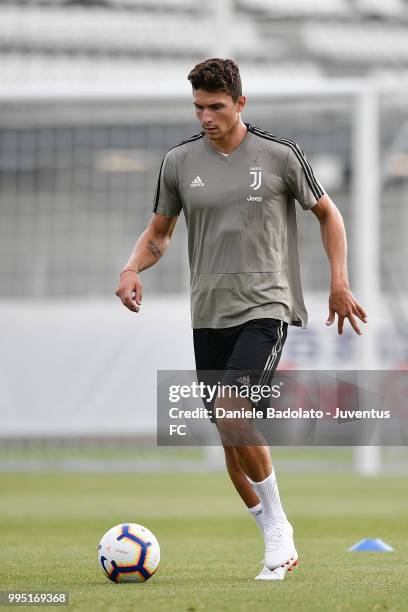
[249,167,262,191]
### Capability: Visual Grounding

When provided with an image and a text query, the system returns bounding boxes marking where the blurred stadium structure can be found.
[1,0,408,474]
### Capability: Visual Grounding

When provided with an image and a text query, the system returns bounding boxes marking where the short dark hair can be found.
[187,58,242,103]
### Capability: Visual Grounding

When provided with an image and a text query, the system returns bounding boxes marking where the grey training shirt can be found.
[153,122,325,329]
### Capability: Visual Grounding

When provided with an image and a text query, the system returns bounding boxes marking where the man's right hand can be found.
[115,270,142,313]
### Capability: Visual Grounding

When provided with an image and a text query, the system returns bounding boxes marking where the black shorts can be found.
[193,318,288,421]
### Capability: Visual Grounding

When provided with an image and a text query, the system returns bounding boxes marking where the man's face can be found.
[193,89,246,140]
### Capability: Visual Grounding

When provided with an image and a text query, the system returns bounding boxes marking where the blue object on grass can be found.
[348,538,394,552]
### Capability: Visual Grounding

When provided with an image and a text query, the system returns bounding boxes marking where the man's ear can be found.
[236,95,246,113]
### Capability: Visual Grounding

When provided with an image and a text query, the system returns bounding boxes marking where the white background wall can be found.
[1,293,398,437]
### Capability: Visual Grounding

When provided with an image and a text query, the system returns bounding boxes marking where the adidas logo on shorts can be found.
[190,176,205,187]
[236,375,251,386]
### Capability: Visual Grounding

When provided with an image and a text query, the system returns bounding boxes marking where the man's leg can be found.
[217,397,287,527]
[223,444,286,582]
[233,443,289,532]
[223,445,260,507]
[215,319,297,572]
[233,443,272,482]
[193,320,297,577]
[216,396,297,572]
[223,445,266,539]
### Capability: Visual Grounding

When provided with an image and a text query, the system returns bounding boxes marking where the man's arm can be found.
[115,213,178,313]
[311,194,367,335]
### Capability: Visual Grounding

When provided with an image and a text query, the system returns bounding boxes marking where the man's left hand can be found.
[326,287,367,335]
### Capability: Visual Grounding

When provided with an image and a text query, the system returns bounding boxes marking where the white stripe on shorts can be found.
[257,320,285,388]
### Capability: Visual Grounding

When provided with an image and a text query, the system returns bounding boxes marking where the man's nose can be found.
[202,109,213,125]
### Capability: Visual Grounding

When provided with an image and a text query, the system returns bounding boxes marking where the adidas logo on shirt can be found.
[190,176,205,187]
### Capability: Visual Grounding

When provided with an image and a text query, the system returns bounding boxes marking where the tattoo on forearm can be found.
[147,239,161,260]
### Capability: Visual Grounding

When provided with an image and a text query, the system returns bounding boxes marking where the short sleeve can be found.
[284,145,325,210]
[152,152,182,216]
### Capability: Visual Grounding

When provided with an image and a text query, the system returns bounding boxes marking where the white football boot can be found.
[263,520,298,571]
[255,564,287,581]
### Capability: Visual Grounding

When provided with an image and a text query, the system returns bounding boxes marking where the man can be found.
[115,58,367,581]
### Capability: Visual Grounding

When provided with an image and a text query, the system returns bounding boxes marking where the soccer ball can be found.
[98,523,160,583]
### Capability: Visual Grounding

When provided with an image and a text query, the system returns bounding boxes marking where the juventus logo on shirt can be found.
[249,167,262,191]
[247,166,263,202]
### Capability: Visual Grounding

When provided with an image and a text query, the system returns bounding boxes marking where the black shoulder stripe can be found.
[153,131,204,213]
[281,137,324,200]
[178,131,205,146]
[253,127,324,200]
[153,156,167,213]
[252,127,322,200]
[251,127,324,201]
[254,128,323,199]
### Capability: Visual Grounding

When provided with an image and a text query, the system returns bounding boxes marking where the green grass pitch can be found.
[0,471,407,611]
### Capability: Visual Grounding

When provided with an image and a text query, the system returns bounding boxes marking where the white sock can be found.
[249,470,287,528]
[247,502,264,537]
